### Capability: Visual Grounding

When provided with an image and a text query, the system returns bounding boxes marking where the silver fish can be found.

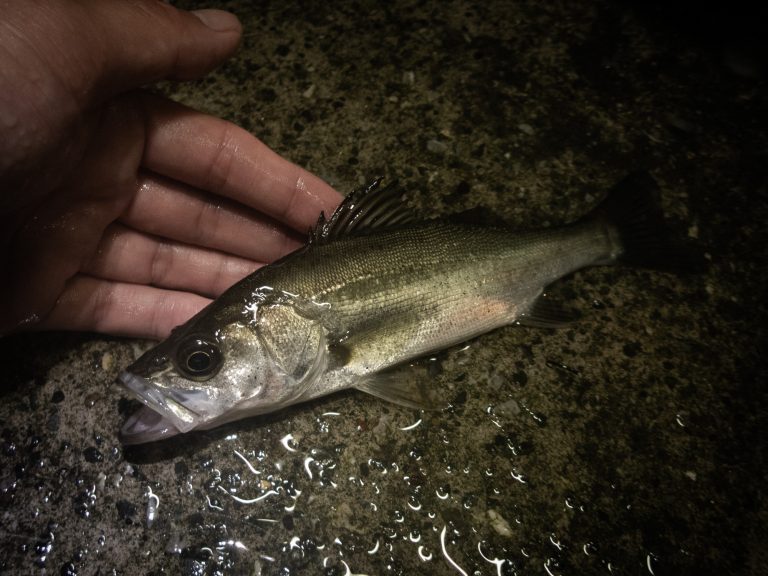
[118,173,678,444]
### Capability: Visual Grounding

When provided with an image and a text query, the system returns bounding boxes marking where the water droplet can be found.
[646,552,658,575]
[439,526,468,575]
[549,534,563,550]
[83,447,103,463]
[511,469,526,484]
[544,556,560,576]
[146,486,160,527]
[73,484,96,518]
[367,539,380,554]
[2,440,16,457]
[84,393,99,408]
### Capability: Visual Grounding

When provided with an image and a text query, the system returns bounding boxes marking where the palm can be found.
[0,1,341,339]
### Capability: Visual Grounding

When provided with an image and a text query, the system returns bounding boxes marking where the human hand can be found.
[0,0,342,340]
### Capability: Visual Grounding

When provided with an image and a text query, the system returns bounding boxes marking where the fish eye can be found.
[176,338,222,380]
[186,350,211,372]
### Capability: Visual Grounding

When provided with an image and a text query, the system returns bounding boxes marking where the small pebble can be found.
[517,123,534,135]
[487,509,513,537]
[101,352,114,372]
[426,139,448,154]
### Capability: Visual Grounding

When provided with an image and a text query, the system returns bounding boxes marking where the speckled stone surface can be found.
[1,1,767,575]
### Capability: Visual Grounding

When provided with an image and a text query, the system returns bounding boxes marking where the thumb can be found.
[2,0,241,109]
[89,1,242,90]
[0,0,241,205]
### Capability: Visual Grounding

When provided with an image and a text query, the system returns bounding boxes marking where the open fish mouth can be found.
[120,406,180,445]
[118,371,201,444]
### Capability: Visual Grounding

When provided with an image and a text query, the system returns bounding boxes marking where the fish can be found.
[118,172,687,444]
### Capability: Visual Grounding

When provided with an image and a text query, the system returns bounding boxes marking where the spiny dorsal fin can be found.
[309,178,416,244]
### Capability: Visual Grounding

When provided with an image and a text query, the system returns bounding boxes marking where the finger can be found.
[1,98,144,334]
[0,1,240,214]
[139,94,343,233]
[83,223,260,298]
[89,1,241,89]
[39,276,210,340]
[3,1,240,112]
[121,172,303,262]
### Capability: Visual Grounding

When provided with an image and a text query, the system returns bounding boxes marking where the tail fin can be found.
[592,172,705,272]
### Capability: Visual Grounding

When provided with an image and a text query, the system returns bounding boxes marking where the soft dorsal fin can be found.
[309,179,416,244]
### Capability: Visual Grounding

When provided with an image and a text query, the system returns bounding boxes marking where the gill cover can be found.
[249,290,333,403]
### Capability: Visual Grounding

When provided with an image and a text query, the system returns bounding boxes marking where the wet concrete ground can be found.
[2,1,767,574]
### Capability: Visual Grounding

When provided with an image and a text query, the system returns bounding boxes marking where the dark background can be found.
[1,1,766,574]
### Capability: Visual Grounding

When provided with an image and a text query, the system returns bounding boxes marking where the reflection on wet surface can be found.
[130,396,609,575]
[1,336,672,574]
[0,340,628,573]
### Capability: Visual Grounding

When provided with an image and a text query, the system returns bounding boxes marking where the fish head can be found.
[119,298,329,444]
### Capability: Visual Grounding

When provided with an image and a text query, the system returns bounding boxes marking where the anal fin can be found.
[516,294,579,328]
[354,362,443,411]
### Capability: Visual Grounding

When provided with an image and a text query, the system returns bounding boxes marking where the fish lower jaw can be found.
[119,407,181,445]
[118,371,200,434]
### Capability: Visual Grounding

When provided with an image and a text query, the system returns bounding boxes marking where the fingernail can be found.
[192,9,241,32]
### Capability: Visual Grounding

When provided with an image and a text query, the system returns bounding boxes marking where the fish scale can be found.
[242,222,613,374]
